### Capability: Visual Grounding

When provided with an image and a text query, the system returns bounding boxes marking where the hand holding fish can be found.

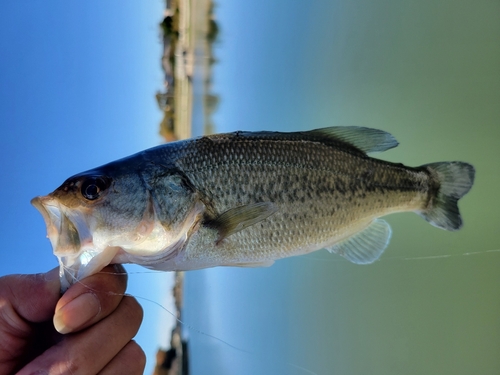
[0,265,145,374]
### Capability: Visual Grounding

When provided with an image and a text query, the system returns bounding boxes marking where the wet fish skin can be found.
[31,127,475,290]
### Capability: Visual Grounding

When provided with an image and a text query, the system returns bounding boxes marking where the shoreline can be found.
[153,0,218,373]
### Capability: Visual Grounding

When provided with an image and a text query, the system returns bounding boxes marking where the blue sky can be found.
[0,1,166,373]
[0,2,164,271]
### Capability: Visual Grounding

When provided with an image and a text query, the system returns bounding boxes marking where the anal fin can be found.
[326,219,392,264]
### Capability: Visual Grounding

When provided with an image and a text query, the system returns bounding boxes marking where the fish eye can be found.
[80,177,110,201]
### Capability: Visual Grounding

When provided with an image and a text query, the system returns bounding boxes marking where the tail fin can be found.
[419,162,475,231]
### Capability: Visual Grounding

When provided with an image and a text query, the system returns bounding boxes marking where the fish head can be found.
[31,169,144,290]
[32,163,202,291]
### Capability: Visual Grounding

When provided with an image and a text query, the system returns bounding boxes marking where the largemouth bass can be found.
[31,127,475,291]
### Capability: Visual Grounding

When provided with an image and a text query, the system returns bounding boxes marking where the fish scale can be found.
[170,135,430,266]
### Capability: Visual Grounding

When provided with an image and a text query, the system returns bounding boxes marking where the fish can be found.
[31,126,475,291]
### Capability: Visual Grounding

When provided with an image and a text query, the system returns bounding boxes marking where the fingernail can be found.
[53,292,100,334]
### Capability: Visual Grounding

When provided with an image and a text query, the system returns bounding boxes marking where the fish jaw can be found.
[31,195,113,291]
[57,245,119,292]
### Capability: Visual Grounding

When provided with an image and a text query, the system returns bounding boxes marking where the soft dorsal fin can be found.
[325,219,392,264]
[206,202,278,243]
[232,126,398,155]
[306,126,399,154]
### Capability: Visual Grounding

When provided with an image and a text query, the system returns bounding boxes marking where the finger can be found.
[0,268,60,375]
[0,267,60,323]
[53,264,128,334]
[17,295,143,375]
[98,341,146,375]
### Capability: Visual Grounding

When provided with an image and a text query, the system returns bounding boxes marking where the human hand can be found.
[0,264,145,375]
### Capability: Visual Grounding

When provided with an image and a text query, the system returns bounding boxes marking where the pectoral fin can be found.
[326,219,392,264]
[207,202,278,243]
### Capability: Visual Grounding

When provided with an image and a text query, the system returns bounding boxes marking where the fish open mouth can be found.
[31,196,80,254]
[31,196,115,291]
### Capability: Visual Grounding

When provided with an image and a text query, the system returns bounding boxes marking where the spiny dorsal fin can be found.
[206,202,278,243]
[231,126,398,155]
[325,219,392,264]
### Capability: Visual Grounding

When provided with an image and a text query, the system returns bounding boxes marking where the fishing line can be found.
[302,247,500,263]
[398,248,500,261]
[60,263,319,375]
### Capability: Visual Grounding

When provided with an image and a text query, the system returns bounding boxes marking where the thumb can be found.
[0,267,60,323]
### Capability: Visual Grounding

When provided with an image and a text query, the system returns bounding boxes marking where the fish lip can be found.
[31,196,54,228]
[31,196,49,220]
[31,196,62,250]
